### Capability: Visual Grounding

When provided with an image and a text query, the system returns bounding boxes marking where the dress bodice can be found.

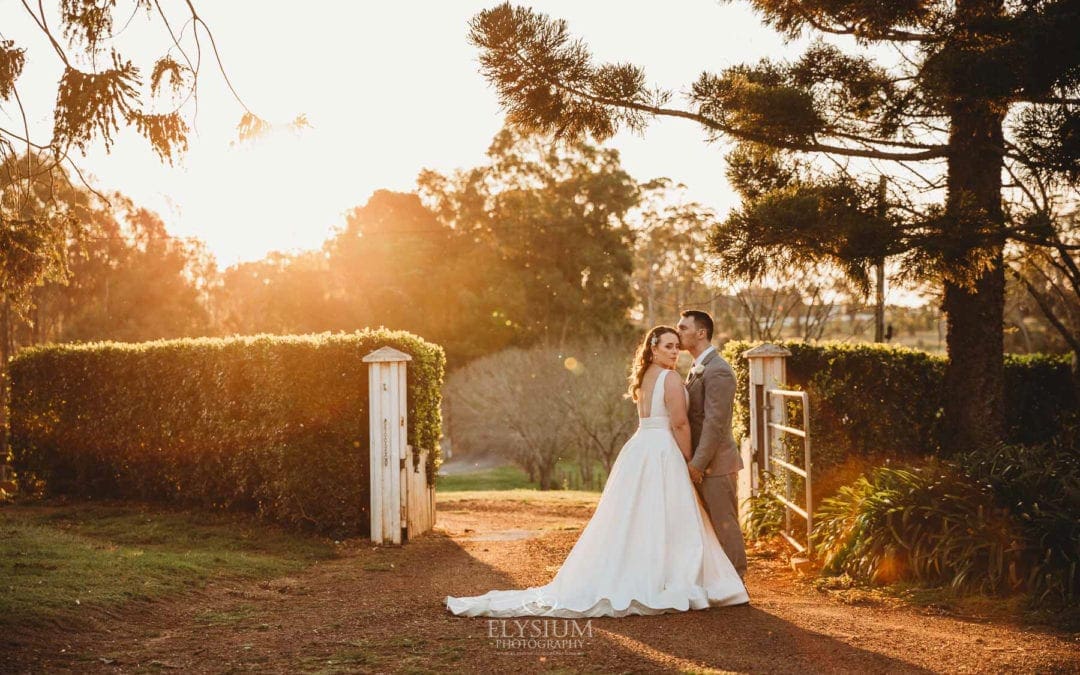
[639,370,672,428]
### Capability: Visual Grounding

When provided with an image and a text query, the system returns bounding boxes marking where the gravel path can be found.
[5,493,1078,673]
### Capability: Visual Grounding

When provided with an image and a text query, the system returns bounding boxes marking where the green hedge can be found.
[722,340,1076,470]
[10,330,444,537]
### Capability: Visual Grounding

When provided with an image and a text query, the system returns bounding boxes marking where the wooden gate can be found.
[763,388,813,556]
[743,344,813,557]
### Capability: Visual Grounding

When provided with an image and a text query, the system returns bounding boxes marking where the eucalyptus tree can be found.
[420,127,639,346]
[1,1,269,312]
[468,1,1080,450]
[1,1,263,458]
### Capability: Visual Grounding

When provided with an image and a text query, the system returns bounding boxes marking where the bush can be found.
[10,330,444,537]
[960,431,1080,601]
[1002,353,1079,446]
[814,463,1017,593]
[814,433,1080,601]
[722,340,1076,471]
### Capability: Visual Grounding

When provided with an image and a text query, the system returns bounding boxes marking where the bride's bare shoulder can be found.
[662,368,683,393]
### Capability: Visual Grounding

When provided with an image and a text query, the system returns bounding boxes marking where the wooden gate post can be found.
[364,346,411,544]
[741,344,791,523]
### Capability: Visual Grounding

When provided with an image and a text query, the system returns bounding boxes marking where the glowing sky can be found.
[1,1,812,267]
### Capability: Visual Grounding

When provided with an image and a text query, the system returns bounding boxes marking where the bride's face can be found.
[651,332,680,369]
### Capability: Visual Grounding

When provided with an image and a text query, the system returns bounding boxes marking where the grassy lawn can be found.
[436,464,537,491]
[0,501,335,629]
[436,459,607,492]
[436,488,600,505]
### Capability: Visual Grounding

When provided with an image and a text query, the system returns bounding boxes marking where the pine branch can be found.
[1011,266,1080,354]
[552,72,947,161]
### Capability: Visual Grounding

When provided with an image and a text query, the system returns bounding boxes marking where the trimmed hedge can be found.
[10,330,444,537]
[721,340,1076,470]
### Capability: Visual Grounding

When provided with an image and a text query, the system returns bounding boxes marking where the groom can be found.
[676,309,748,580]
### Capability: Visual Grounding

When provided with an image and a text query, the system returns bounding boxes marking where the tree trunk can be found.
[537,462,554,490]
[874,176,887,342]
[578,449,593,484]
[0,294,11,465]
[942,44,1007,452]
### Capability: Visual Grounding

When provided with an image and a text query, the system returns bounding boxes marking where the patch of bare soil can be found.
[4,496,1078,674]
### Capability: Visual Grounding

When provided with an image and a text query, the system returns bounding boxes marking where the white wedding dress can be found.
[445,369,749,617]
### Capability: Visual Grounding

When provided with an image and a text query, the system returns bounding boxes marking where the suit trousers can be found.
[696,472,747,579]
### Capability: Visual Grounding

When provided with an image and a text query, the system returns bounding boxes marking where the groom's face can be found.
[676,316,704,351]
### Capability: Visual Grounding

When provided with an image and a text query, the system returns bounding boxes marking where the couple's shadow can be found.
[589,602,933,673]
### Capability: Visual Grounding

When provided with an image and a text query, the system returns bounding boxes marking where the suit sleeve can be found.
[689,363,736,473]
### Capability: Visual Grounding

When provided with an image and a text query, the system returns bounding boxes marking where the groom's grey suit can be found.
[686,348,747,579]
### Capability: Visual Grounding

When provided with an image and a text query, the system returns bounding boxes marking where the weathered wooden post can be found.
[741,344,791,524]
[364,346,411,544]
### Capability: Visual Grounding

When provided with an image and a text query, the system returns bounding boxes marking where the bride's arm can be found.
[664,372,693,462]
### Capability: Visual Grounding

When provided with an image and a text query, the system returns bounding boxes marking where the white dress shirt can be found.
[693,345,717,368]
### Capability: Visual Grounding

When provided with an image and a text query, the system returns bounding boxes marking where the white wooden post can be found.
[741,344,791,523]
[364,346,411,545]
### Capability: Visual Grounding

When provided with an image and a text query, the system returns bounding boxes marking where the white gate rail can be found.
[763,388,812,556]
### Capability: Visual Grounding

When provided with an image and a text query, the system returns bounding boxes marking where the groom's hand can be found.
[688,466,704,484]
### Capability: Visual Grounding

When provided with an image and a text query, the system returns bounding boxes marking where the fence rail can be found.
[764,388,813,556]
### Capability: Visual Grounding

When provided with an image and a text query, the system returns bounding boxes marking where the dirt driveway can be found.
[5,491,1078,673]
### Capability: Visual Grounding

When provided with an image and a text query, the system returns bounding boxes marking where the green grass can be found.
[195,604,260,626]
[436,464,537,491]
[0,502,335,628]
[436,489,600,505]
[436,460,607,492]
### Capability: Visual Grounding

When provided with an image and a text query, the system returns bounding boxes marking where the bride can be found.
[445,326,749,618]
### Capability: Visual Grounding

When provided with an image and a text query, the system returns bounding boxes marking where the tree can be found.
[325,190,496,363]
[420,128,639,347]
[713,148,901,341]
[446,346,575,490]
[31,196,215,343]
[215,251,340,337]
[446,340,637,490]
[725,268,850,342]
[1,1,263,459]
[467,1,1080,452]
[1009,207,1080,385]
[630,179,718,327]
[559,340,638,482]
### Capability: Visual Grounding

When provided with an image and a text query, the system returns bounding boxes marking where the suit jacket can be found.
[686,348,741,476]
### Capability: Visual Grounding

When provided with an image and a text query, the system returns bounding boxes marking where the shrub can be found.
[743,475,785,540]
[10,330,444,537]
[814,463,1018,592]
[960,431,1080,601]
[1002,353,1079,446]
[814,433,1080,601]
[722,340,1076,471]
[446,339,637,490]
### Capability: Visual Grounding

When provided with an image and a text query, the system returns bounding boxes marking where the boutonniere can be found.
[690,364,706,377]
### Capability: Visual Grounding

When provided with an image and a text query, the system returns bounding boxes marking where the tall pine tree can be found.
[468,1,1080,451]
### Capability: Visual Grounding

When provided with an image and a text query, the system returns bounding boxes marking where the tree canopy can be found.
[467,0,1080,450]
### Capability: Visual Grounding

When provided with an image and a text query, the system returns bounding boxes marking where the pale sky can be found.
[2,1,809,265]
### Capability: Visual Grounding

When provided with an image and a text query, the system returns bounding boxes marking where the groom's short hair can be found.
[680,309,714,341]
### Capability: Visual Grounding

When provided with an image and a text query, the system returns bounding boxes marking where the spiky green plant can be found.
[814,463,1020,593]
[814,430,1080,602]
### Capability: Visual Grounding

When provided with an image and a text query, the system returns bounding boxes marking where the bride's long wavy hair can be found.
[628,326,680,401]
